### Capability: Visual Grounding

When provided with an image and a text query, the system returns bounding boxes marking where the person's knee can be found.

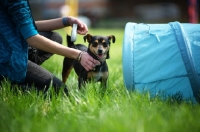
[51,32,63,44]
[39,31,63,44]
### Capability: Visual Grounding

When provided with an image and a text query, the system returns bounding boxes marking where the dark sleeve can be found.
[2,0,38,39]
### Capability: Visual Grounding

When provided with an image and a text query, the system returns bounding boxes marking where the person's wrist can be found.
[62,17,69,26]
[77,51,84,63]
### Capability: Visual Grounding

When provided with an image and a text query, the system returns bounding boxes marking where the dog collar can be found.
[88,50,100,61]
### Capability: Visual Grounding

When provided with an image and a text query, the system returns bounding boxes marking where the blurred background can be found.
[29,0,199,28]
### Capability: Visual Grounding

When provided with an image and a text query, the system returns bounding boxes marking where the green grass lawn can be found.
[0,28,200,132]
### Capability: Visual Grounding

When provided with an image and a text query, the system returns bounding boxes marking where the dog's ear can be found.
[106,51,110,59]
[83,34,93,43]
[106,35,115,59]
[108,35,116,43]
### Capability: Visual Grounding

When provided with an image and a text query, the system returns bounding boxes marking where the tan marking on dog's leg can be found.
[62,66,73,83]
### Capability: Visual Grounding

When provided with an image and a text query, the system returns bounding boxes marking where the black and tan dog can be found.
[62,34,115,89]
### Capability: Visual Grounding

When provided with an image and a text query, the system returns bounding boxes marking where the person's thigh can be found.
[24,61,68,94]
[28,31,63,65]
[39,31,62,44]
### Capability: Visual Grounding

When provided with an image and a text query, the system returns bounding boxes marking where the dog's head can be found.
[83,34,115,62]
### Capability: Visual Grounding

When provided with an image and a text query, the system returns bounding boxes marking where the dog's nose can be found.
[98,49,103,54]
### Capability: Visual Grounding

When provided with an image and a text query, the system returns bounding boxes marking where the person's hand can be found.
[79,52,100,71]
[67,16,88,35]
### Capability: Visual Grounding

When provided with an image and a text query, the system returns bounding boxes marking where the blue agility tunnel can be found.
[122,22,200,102]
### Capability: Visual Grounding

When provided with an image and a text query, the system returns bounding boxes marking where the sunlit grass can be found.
[0,28,200,132]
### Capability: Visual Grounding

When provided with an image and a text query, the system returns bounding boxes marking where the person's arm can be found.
[35,16,88,35]
[3,0,96,70]
[35,18,64,31]
[26,34,99,71]
[2,0,39,40]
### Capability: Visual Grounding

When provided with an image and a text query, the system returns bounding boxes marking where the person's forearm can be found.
[27,34,100,71]
[27,34,80,59]
[35,18,67,31]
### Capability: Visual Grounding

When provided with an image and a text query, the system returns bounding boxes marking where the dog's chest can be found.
[87,71,108,81]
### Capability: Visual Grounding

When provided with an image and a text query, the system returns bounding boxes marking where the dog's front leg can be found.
[99,79,107,98]
[78,78,88,90]
[62,58,74,83]
[78,76,84,89]
[101,78,107,89]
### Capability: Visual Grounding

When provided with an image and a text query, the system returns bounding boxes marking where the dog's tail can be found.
[66,34,87,51]
[66,34,75,47]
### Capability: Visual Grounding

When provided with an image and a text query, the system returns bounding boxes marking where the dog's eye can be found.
[93,42,98,47]
[103,42,108,47]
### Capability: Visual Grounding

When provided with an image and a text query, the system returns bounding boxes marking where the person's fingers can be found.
[94,59,100,66]
[84,65,89,71]
[86,60,95,70]
[68,17,88,35]
[79,52,101,71]
[83,60,93,71]
[77,29,88,35]
[77,23,88,35]
[81,60,92,71]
